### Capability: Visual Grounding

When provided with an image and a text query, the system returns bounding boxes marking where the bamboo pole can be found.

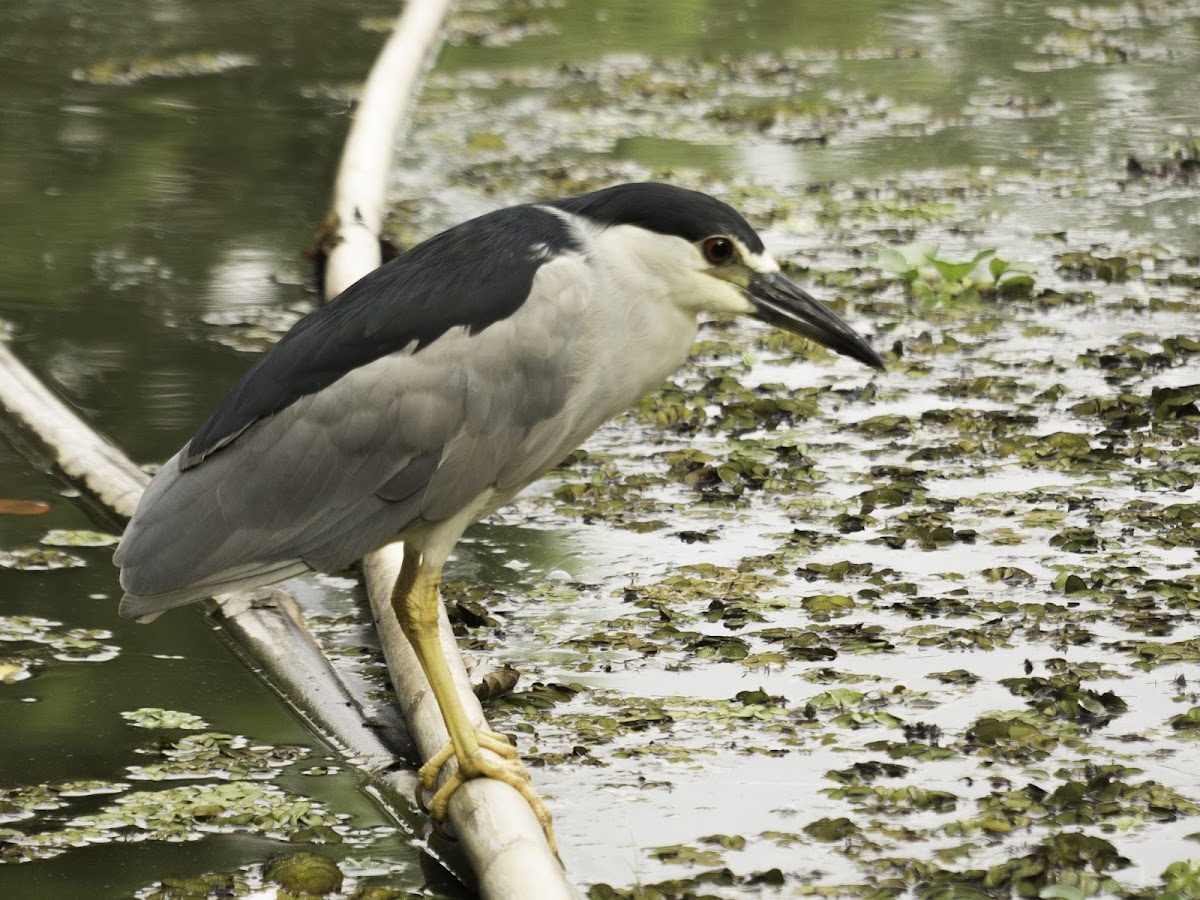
[364,553,577,896]
[323,1,580,896]
[0,346,146,522]
[323,0,455,299]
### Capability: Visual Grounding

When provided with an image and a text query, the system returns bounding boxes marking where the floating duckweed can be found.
[1,781,353,863]
[126,731,308,782]
[121,708,210,730]
[804,816,861,842]
[1168,707,1200,734]
[0,658,31,683]
[999,674,1128,723]
[0,548,86,570]
[264,851,344,895]
[144,871,252,899]
[39,529,120,547]
[0,615,119,664]
[444,11,559,48]
[964,712,1062,761]
[648,843,725,866]
[72,52,256,86]
[823,783,958,814]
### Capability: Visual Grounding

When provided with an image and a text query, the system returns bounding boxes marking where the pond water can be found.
[1,0,433,896]
[2,0,1199,897]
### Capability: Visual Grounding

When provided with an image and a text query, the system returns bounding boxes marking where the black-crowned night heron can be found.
[115,182,884,852]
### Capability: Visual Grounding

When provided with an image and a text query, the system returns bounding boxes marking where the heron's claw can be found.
[418,730,558,859]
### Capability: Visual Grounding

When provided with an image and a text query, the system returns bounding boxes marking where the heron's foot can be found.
[418,729,517,790]
[418,731,558,858]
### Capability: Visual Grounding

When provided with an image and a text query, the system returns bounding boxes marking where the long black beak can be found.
[747,272,885,371]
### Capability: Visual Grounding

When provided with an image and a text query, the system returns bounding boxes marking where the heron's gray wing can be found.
[181,203,581,469]
[116,255,591,616]
[116,358,467,612]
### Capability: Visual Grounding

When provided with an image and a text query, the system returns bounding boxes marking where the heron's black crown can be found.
[550,183,765,254]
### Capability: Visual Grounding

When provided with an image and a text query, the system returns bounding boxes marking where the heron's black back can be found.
[182,204,580,468]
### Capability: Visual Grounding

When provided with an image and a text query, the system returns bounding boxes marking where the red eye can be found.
[702,236,735,265]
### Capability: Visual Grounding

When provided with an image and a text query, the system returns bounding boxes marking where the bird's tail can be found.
[118,559,312,623]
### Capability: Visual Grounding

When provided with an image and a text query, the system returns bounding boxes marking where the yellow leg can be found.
[392,551,559,857]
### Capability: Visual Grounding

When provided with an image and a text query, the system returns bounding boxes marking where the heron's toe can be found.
[417,742,455,795]
[417,730,516,792]
[416,730,557,858]
[427,751,559,859]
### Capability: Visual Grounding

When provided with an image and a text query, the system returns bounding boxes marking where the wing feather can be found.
[117,255,593,611]
[181,205,580,469]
